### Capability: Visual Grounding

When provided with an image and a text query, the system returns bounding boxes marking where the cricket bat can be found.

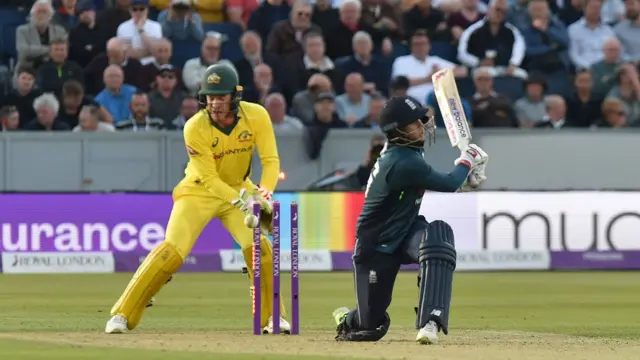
[431,68,471,149]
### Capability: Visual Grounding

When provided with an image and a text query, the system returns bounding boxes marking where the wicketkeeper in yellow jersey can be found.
[105,62,290,334]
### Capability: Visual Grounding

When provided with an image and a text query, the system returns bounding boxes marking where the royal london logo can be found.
[207,73,221,84]
[237,130,252,142]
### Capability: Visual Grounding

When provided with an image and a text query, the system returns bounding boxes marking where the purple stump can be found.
[272,201,281,334]
[291,202,299,335]
[253,202,262,335]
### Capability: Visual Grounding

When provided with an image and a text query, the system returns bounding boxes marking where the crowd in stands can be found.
[0,0,638,138]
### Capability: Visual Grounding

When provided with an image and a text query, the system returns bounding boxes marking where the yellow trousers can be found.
[110,179,285,329]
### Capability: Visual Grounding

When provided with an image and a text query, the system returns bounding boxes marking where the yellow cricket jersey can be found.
[182,101,280,202]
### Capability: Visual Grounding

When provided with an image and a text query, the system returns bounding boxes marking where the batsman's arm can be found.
[254,104,280,193]
[391,159,469,193]
[183,120,240,203]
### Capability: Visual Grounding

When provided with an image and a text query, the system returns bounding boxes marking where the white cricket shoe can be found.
[262,316,292,334]
[105,314,128,334]
[416,320,439,344]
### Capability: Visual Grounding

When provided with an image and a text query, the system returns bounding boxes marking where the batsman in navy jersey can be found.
[332,96,489,344]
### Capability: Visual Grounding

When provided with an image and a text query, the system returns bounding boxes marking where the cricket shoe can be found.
[262,316,292,334]
[416,320,439,345]
[105,315,128,334]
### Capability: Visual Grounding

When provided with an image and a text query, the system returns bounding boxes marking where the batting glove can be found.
[455,144,488,169]
[458,162,487,192]
[232,189,259,228]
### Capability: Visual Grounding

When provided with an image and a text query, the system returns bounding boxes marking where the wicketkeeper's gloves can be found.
[251,185,276,235]
[232,189,259,228]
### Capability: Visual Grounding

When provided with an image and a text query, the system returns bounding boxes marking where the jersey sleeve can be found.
[389,158,470,193]
[253,105,280,193]
[183,119,240,203]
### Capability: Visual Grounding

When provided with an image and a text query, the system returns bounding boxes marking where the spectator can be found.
[568,0,615,71]
[58,80,113,128]
[247,0,292,45]
[304,92,347,159]
[69,1,107,68]
[335,31,390,96]
[601,0,626,25]
[565,70,603,127]
[335,73,371,125]
[158,0,205,42]
[591,37,623,98]
[312,0,340,34]
[360,0,402,49]
[606,63,640,125]
[535,95,571,128]
[53,0,79,31]
[404,0,449,42]
[171,97,199,130]
[73,105,117,132]
[140,38,183,91]
[388,75,409,96]
[392,30,465,105]
[267,0,321,72]
[614,0,640,63]
[458,0,526,79]
[84,37,146,95]
[100,0,132,39]
[353,93,384,128]
[148,65,188,127]
[468,67,519,127]
[36,38,84,95]
[520,0,571,74]
[24,93,71,131]
[594,97,627,127]
[264,93,304,131]
[507,0,530,30]
[16,0,68,71]
[117,92,165,131]
[233,31,282,92]
[183,33,222,95]
[513,74,547,127]
[192,0,226,22]
[3,67,41,128]
[559,0,584,26]
[326,0,367,59]
[291,73,333,124]
[95,65,138,124]
[0,106,21,132]
[117,0,163,65]
[226,0,260,28]
[296,32,344,92]
[449,0,485,42]
[243,64,281,105]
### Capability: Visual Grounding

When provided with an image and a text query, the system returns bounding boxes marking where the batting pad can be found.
[242,236,287,328]
[111,242,183,329]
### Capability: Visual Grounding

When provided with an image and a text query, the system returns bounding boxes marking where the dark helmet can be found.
[198,62,240,96]
[379,96,435,147]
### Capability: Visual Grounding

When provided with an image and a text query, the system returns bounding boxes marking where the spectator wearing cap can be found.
[594,97,627,127]
[58,80,112,128]
[158,0,205,42]
[148,65,188,127]
[73,105,117,132]
[243,64,281,105]
[565,70,603,127]
[467,67,519,127]
[53,0,79,31]
[353,93,384,129]
[183,33,222,95]
[535,95,572,128]
[233,31,283,92]
[16,0,68,72]
[335,31,391,97]
[267,0,322,72]
[305,92,347,159]
[226,0,261,29]
[3,67,42,128]
[264,93,304,131]
[95,65,138,124]
[513,74,547,127]
[117,92,165,131]
[291,73,333,124]
[591,37,623,98]
[0,106,21,132]
[296,32,344,93]
[140,39,184,91]
[25,93,71,131]
[84,37,146,95]
[449,0,485,43]
[403,0,449,42]
[99,0,132,38]
[247,0,292,45]
[335,73,371,126]
[388,75,409,97]
[568,0,615,71]
[36,38,84,96]
[614,0,640,63]
[117,0,163,65]
[69,1,108,68]
[606,63,640,125]
[171,97,200,130]
[312,0,340,35]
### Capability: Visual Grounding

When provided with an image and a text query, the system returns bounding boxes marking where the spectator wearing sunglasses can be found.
[116,0,163,65]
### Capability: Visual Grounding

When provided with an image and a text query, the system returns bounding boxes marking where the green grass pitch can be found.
[1,271,639,359]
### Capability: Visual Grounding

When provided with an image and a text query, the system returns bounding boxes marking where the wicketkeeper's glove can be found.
[231,189,259,228]
[251,185,275,235]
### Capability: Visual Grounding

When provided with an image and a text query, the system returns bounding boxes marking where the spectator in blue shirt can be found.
[425,90,473,128]
[157,0,205,42]
[95,65,137,124]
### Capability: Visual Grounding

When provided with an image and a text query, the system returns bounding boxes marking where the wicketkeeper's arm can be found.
[254,105,280,193]
[392,159,469,193]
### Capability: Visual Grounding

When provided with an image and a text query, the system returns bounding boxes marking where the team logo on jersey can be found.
[238,130,252,142]
[207,73,221,84]
[212,137,219,148]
